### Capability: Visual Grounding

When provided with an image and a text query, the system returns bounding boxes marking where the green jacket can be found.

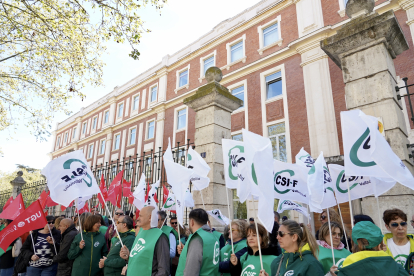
[270,243,324,276]
[104,230,135,276]
[384,233,414,267]
[337,251,409,276]
[99,225,108,236]
[68,231,108,276]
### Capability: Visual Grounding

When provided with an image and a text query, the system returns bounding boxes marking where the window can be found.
[111,165,117,177]
[150,86,157,102]
[114,134,120,150]
[144,157,152,178]
[82,122,87,134]
[263,23,279,47]
[204,56,214,74]
[72,128,77,139]
[118,103,124,118]
[177,109,186,130]
[88,144,94,159]
[179,70,188,87]
[231,41,243,63]
[92,117,97,129]
[133,95,139,110]
[232,134,243,141]
[147,121,155,139]
[268,122,287,162]
[266,71,282,99]
[129,128,136,145]
[64,132,68,143]
[104,111,109,124]
[100,140,105,155]
[56,136,61,147]
[233,190,247,219]
[231,86,244,108]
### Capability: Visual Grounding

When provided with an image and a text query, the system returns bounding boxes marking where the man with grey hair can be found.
[53,218,78,276]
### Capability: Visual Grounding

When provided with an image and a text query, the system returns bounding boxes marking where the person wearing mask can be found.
[207,220,225,250]
[120,206,170,276]
[316,222,351,275]
[266,220,324,276]
[21,216,61,276]
[333,221,408,276]
[105,209,124,250]
[229,223,275,276]
[52,218,78,276]
[68,214,108,276]
[99,215,135,276]
[220,220,248,276]
[0,219,21,276]
[176,208,220,276]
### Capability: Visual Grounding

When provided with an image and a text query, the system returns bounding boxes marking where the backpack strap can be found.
[275,255,284,276]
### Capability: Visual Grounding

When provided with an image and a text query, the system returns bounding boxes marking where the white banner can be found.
[273,160,310,205]
[320,158,336,210]
[307,152,325,213]
[42,150,100,207]
[295,147,315,172]
[132,174,147,210]
[207,209,230,226]
[187,147,211,191]
[144,180,160,208]
[277,200,310,219]
[162,191,176,211]
[184,188,195,207]
[222,139,248,190]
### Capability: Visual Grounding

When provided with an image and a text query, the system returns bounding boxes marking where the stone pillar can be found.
[184,67,242,229]
[321,0,414,232]
[104,130,113,165]
[10,171,26,198]
[108,97,117,126]
[155,110,165,151]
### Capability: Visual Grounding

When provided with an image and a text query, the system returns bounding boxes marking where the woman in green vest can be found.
[266,220,324,276]
[220,220,248,276]
[316,221,351,275]
[229,223,277,276]
[68,214,108,276]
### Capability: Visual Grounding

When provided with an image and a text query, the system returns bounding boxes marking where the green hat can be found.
[352,221,383,249]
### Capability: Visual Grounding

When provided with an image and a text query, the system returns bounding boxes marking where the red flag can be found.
[44,194,58,207]
[77,204,89,215]
[0,200,47,252]
[38,191,48,209]
[163,186,169,205]
[128,193,135,205]
[61,200,73,212]
[3,196,13,211]
[0,194,25,220]
[122,179,131,197]
[135,208,140,219]
[98,175,108,209]
[44,210,48,216]
[107,170,123,207]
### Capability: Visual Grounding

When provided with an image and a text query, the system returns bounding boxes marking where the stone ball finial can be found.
[346,0,375,18]
[17,171,23,177]
[205,67,223,83]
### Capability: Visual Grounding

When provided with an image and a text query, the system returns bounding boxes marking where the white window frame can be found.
[199,50,217,82]
[82,122,87,136]
[88,143,94,159]
[64,132,68,144]
[231,129,243,141]
[128,127,137,146]
[257,15,282,55]
[117,102,124,120]
[267,121,287,162]
[145,119,156,140]
[131,92,140,116]
[227,79,249,130]
[225,34,246,70]
[99,139,106,155]
[92,116,98,132]
[337,0,347,17]
[72,127,77,139]
[103,109,110,125]
[172,105,188,145]
[56,136,61,149]
[176,108,187,131]
[175,64,190,93]
[148,84,158,107]
[113,132,121,151]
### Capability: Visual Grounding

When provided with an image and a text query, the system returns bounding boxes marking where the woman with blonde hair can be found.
[220,220,248,276]
[264,220,324,276]
[317,208,351,250]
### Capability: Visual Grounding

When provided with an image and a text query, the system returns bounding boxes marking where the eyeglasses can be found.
[410,220,414,224]
[171,222,177,225]
[277,231,293,237]
[231,228,238,232]
[116,221,124,224]
[320,216,327,220]
[48,221,54,224]
[115,212,124,215]
[390,222,408,228]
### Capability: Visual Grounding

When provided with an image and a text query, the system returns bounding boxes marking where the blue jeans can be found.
[26,264,57,276]
[0,267,14,276]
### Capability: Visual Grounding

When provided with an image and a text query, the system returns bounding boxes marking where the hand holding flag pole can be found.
[47,224,57,254]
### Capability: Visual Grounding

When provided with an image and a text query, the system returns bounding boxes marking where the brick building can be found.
[49,0,414,227]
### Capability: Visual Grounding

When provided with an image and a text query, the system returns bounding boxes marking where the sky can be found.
[0,0,259,174]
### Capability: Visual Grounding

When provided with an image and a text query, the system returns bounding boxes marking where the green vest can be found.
[318,245,351,274]
[176,228,220,276]
[127,228,164,276]
[240,252,276,276]
[212,230,223,243]
[161,225,179,243]
[220,239,247,276]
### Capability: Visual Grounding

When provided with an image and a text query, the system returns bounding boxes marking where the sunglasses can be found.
[115,212,124,215]
[134,225,139,229]
[410,220,414,224]
[320,216,327,220]
[48,221,54,224]
[390,222,407,228]
[277,231,292,237]
[231,228,238,232]
[171,222,177,225]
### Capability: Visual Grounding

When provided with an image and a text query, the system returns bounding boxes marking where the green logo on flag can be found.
[61,159,92,187]
[350,127,377,167]
[228,145,257,184]
[335,170,360,193]
[187,154,192,161]
[274,170,296,194]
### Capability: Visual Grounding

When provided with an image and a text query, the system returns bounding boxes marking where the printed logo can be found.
[335,170,369,194]
[163,196,175,209]
[241,264,256,276]
[284,270,294,276]
[61,159,93,190]
[228,146,257,185]
[212,209,223,221]
[394,254,408,266]
[350,127,376,167]
[213,241,220,265]
[130,238,146,257]
[274,170,297,194]
[94,241,100,247]
[17,222,25,227]
[336,258,346,268]
[278,200,302,211]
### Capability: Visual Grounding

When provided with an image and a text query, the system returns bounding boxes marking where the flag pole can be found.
[346,181,354,228]
[100,191,124,247]
[199,190,206,210]
[335,200,349,250]
[47,224,57,255]
[174,197,182,246]
[75,199,84,241]
[225,188,234,254]
[326,209,335,265]
[160,217,168,229]
[251,195,263,271]
[30,232,37,256]
[376,196,384,234]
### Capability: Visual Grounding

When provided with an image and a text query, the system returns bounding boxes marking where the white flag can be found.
[144,180,159,208]
[307,152,325,213]
[162,191,176,211]
[277,200,310,219]
[184,188,195,207]
[163,138,193,226]
[320,158,336,210]
[187,147,210,191]
[132,173,147,210]
[42,150,100,207]
[207,209,230,225]
[342,110,414,189]
[222,139,248,189]
[243,129,274,232]
[273,160,310,205]
[295,147,315,171]
[77,195,92,209]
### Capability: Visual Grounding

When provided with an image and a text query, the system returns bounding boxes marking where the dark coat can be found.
[53,224,78,276]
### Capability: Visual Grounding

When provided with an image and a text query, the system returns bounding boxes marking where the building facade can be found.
[49,0,414,226]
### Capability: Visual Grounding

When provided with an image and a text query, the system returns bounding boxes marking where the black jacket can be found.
[0,239,17,269]
[53,224,78,276]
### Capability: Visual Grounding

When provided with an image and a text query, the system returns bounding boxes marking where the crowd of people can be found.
[1,206,414,276]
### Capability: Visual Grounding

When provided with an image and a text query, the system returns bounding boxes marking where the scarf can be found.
[317,239,344,250]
